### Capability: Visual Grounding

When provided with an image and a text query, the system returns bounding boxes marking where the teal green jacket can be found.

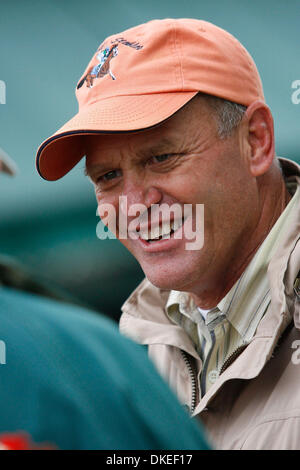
[0,286,209,450]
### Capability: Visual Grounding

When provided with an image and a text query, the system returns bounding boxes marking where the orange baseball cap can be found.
[36,18,264,181]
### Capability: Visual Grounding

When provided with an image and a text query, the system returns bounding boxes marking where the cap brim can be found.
[0,147,18,176]
[36,92,198,181]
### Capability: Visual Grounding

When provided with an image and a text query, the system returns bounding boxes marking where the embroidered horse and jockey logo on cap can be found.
[77,37,143,90]
[77,45,119,89]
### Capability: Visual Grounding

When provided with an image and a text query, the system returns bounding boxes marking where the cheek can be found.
[163,157,217,205]
[159,172,206,204]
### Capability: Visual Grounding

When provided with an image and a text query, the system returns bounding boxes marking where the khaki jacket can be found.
[120,158,300,450]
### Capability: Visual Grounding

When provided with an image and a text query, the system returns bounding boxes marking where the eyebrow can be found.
[136,137,177,158]
[84,159,112,178]
[84,162,114,179]
[84,136,178,178]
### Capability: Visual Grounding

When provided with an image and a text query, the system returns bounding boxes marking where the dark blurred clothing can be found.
[0,282,209,449]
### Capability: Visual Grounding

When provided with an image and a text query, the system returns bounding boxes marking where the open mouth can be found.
[139,217,185,243]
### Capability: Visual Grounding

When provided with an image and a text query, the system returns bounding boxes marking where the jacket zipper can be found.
[181,350,198,414]
[181,345,248,414]
[219,344,248,375]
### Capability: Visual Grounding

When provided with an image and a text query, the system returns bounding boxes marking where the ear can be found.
[243,101,275,177]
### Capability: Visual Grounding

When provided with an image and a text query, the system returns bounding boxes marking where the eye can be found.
[97,169,122,183]
[150,154,173,164]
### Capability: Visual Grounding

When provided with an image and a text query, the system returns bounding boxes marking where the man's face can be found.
[85,96,259,297]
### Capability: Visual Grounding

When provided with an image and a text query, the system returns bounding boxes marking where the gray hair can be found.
[200,93,281,170]
[200,92,247,139]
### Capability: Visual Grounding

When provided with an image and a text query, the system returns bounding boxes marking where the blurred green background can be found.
[1,0,300,321]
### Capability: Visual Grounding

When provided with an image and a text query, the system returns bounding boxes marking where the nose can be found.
[120,177,163,216]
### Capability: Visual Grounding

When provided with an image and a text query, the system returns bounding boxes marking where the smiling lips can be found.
[137,217,185,243]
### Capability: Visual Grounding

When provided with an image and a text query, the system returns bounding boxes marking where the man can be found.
[36,19,300,449]
[0,151,209,450]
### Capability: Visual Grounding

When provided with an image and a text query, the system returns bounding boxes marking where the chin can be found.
[137,251,206,292]
[143,267,192,292]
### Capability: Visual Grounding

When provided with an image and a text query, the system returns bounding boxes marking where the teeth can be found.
[140,232,150,240]
[150,225,161,239]
[160,222,172,237]
[161,233,171,240]
[140,222,171,240]
[171,218,184,232]
[140,218,185,241]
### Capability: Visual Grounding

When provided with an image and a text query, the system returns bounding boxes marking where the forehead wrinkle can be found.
[84,161,108,178]
[134,136,180,160]
[85,94,216,174]
[84,140,125,177]
[85,134,181,177]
